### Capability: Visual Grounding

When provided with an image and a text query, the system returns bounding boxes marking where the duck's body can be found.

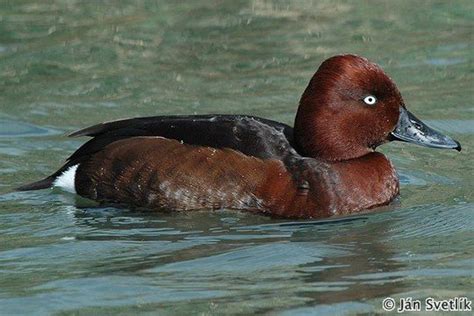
[18,55,460,218]
[59,116,398,217]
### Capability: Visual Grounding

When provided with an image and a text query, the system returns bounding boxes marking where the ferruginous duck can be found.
[17,54,461,218]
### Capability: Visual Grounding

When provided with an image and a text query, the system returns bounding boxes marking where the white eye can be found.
[363,95,377,105]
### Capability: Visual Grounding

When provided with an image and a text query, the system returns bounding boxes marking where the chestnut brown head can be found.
[294,54,460,161]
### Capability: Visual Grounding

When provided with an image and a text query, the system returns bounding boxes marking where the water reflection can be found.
[67,207,409,309]
[295,219,406,305]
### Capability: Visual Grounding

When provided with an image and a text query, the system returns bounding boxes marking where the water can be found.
[0,0,473,314]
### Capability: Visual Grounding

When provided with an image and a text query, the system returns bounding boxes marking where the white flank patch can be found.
[53,164,79,194]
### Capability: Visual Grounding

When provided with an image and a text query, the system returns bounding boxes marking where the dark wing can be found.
[67,115,297,162]
[17,115,298,191]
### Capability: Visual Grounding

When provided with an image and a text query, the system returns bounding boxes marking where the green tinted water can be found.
[0,1,473,315]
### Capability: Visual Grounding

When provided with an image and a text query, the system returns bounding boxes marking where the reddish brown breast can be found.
[256,152,399,218]
[326,152,399,215]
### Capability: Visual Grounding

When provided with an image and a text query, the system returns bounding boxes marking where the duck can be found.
[17,54,461,218]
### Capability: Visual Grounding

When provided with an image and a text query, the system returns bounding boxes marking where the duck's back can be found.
[69,115,296,162]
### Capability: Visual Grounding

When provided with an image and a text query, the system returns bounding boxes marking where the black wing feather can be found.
[68,115,296,162]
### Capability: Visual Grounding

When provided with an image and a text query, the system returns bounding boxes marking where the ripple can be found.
[425,120,474,134]
[147,242,350,274]
[386,203,473,240]
[425,58,466,66]
[0,276,227,315]
[397,169,453,186]
[279,302,373,316]
[0,119,58,137]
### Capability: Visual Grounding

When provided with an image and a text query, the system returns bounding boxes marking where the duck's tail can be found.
[16,162,77,192]
[16,176,56,191]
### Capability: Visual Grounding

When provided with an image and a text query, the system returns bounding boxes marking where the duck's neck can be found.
[293,107,373,161]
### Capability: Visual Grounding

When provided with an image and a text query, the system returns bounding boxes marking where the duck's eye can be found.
[363,95,377,105]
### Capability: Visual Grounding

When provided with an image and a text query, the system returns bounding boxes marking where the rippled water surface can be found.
[0,1,473,315]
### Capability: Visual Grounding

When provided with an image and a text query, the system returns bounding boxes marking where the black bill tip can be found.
[454,140,462,152]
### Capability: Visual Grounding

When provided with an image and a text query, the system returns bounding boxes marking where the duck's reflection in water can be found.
[72,205,406,306]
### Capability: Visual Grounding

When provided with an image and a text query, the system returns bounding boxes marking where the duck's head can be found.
[294,54,461,161]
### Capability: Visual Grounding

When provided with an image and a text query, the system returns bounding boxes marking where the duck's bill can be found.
[390,107,461,151]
